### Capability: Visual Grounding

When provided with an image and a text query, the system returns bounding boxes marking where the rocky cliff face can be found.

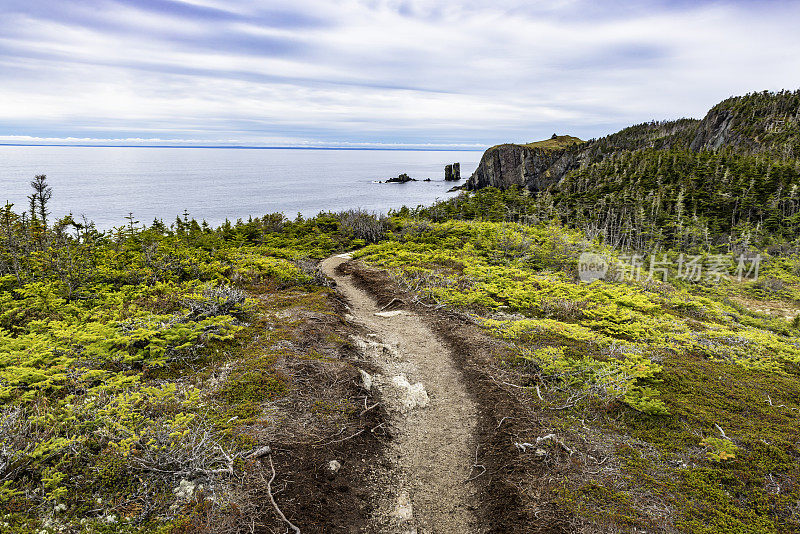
[689,91,800,157]
[465,135,587,192]
[689,109,735,151]
[466,143,583,192]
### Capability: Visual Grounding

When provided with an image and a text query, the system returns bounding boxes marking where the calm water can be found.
[0,146,481,229]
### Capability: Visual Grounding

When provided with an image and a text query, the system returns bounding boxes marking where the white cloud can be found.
[0,0,799,147]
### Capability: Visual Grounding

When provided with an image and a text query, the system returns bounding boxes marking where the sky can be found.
[1,0,799,149]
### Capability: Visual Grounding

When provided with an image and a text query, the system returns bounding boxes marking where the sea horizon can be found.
[0,145,480,229]
[0,143,487,152]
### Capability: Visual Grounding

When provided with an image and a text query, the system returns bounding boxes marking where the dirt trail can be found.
[321,255,480,534]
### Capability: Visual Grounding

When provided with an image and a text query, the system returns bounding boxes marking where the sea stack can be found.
[445,163,461,181]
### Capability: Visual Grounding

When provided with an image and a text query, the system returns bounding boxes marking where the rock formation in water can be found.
[444,163,461,181]
[384,173,416,183]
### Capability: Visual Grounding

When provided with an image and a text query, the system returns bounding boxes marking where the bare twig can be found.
[316,428,365,447]
[379,298,405,311]
[266,454,301,534]
[464,446,486,483]
[360,403,380,416]
[515,434,575,456]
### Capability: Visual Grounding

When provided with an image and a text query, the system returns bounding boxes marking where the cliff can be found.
[465,135,585,192]
[466,90,800,193]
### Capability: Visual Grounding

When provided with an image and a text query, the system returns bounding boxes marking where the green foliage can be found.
[358,213,800,532]
[701,436,738,462]
[0,189,382,531]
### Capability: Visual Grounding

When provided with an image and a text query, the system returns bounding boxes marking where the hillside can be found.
[465,90,800,250]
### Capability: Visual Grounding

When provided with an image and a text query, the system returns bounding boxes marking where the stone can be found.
[392,491,414,521]
[327,460,342,479]
[384,173,416,183]
[359,369,373,391]
[374,310,406,318]
[390,375,429,412]
[173,479,197,501]
[445,162,461,181]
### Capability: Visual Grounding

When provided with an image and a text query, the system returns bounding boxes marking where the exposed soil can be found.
[321,255,482,533]
[341,260,573,534]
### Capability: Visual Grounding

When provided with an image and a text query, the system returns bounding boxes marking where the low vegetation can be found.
[0,181,387,532]
[355,189,800,532]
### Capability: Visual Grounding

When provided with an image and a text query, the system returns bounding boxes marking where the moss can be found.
[220,352,289,417]
[556,482,639,528]
[612,352,800,532]
[522,135,585,150]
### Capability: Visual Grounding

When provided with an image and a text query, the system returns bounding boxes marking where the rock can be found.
[690,108,735,151]
[466,142,583,192]
[374,310,406,318]
[390,375,429,412]
[392,491,414,521]
[384,173,416,183]
[447,185,462,193]
[359,369,373,391]
[173,479,197,501]
[327,460,342,479]
[423,178,431,182]
[445,162,462,181]
[248,445,272,458]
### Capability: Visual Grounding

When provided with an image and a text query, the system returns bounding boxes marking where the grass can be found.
[523,135,584,150]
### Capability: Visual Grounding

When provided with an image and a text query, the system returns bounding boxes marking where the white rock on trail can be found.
[374,310,406,318]
[393,490,414,521]
[390,375,429,412]
[359,369,373,391]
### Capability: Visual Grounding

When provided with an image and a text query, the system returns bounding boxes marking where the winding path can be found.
[321,255,480,534]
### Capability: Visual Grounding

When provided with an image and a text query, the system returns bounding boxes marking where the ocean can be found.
[0,146,481,229]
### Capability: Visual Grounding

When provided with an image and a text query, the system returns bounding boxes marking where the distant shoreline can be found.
[0,143,486,152]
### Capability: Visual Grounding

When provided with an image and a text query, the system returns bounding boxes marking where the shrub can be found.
[701,436,738,462]
[335,209,387,244]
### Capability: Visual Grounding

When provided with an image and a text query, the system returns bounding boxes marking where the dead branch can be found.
[464,446,486,483]
[379,298,406,311]
[316,428,365,447]
[360,402,380,416]
[266,454,301,534]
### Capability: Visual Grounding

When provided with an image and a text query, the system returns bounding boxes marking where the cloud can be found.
[0,0,799,148]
